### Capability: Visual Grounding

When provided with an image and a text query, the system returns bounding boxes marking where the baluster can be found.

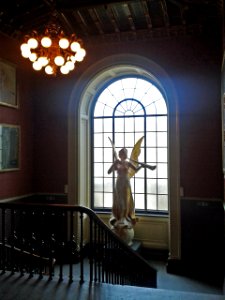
[13,230,20,273]
[97,224,101,282]
[48,233,56,280]
[101,227,104,283]
[107,231,112,284]
[69,210,73,283]
[39,210,47,278]
[93,220,97,282]
[105,230,109,283]
[89,217,93,282]
[79,211,84,284]
[28,231,36,278]
[10,209,16,275]
[19,210,27,277]
[19,237,26,277]
[1,208,6,274]
[58,240,65,282]
[38,239,44,279]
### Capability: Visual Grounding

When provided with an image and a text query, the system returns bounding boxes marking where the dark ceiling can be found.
[0,0,223,42]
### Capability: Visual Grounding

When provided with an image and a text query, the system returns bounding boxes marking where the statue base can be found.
[109,217,135,246]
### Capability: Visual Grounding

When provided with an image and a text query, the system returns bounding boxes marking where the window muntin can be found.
[91,76,168,213]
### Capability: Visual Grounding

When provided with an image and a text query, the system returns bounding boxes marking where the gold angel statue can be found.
[108,136,156,244]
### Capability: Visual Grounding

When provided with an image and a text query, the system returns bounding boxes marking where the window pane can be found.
[104,178,113,192]
[122,77,137,91]
[147,194,157,210]
[114,118,124,132]
[146,167,157,178]
[157,148,167,162]
[94,119,103,132]
[146,147,156,162]
[157,116,167,131]
[157,163,168,178]
[103,118,113,132]
[155,99,167,114]
[158,179,168,194]
[104,149,113,163]
[94,134,103,147]
[94,163,103,176]
[134,194,145,209]
[146,132,157,147]
[124,117,134,132]
[94,148,103,162]
[104,193,113,208]
[135,118,144,131]
[147,179,156,193]
[157,132,167,147]
[158,195,168,210]
[94,178,103,192]
[94,192,103,207]
[124,133,136,147]
[98,89,117,108]
[146,117,156,131]
[134,178,144,193]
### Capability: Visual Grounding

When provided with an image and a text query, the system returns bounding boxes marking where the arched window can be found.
[69,55,180,258]
[91,76,168,214]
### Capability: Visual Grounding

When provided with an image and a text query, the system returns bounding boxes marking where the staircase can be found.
[0,202,156,288]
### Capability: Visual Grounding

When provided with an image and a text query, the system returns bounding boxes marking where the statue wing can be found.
[108,137,118,160]
[128,136,144,178]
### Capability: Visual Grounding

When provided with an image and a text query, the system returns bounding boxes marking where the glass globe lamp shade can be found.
[21,49,31,58]
[33,61,42,71]
[41,36,52,48]
[38,56,49,67]
[45,65,54,75]
[65,61,75,71]
[70,56,76,63]
[20,43,30,52]
[27,38,38,49]
[78,48,86,57]
[70,41,80,52]
[29,53,38,62]
[54,56,65,66]
[59,38,69,49]
[74,48,86,62]
[60,65,69,74]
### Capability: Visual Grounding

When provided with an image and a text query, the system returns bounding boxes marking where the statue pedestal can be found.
[109,217,135,246]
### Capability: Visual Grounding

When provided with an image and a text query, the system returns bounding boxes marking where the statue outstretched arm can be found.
[130,159,156,171]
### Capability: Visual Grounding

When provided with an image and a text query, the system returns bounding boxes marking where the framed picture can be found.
[0,124,20,171]
[0,59,17,108]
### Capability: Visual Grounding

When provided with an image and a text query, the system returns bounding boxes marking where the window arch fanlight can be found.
[91,76,168,214]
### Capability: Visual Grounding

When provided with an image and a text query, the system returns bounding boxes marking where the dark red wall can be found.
[0,30,223,200]
[0,34,34,199]
[32,76,69,193]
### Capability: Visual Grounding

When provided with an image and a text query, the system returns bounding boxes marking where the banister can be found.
[0,202,157,288]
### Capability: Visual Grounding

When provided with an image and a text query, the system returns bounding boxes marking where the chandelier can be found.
[20,22,86,76]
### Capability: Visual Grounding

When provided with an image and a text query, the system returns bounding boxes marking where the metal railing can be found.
[0,202,157,288]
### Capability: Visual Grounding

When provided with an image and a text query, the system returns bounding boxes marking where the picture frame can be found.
[0,124,20,172]
[0,59,17,108]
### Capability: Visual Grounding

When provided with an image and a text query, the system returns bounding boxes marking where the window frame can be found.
[90,75,168,215]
